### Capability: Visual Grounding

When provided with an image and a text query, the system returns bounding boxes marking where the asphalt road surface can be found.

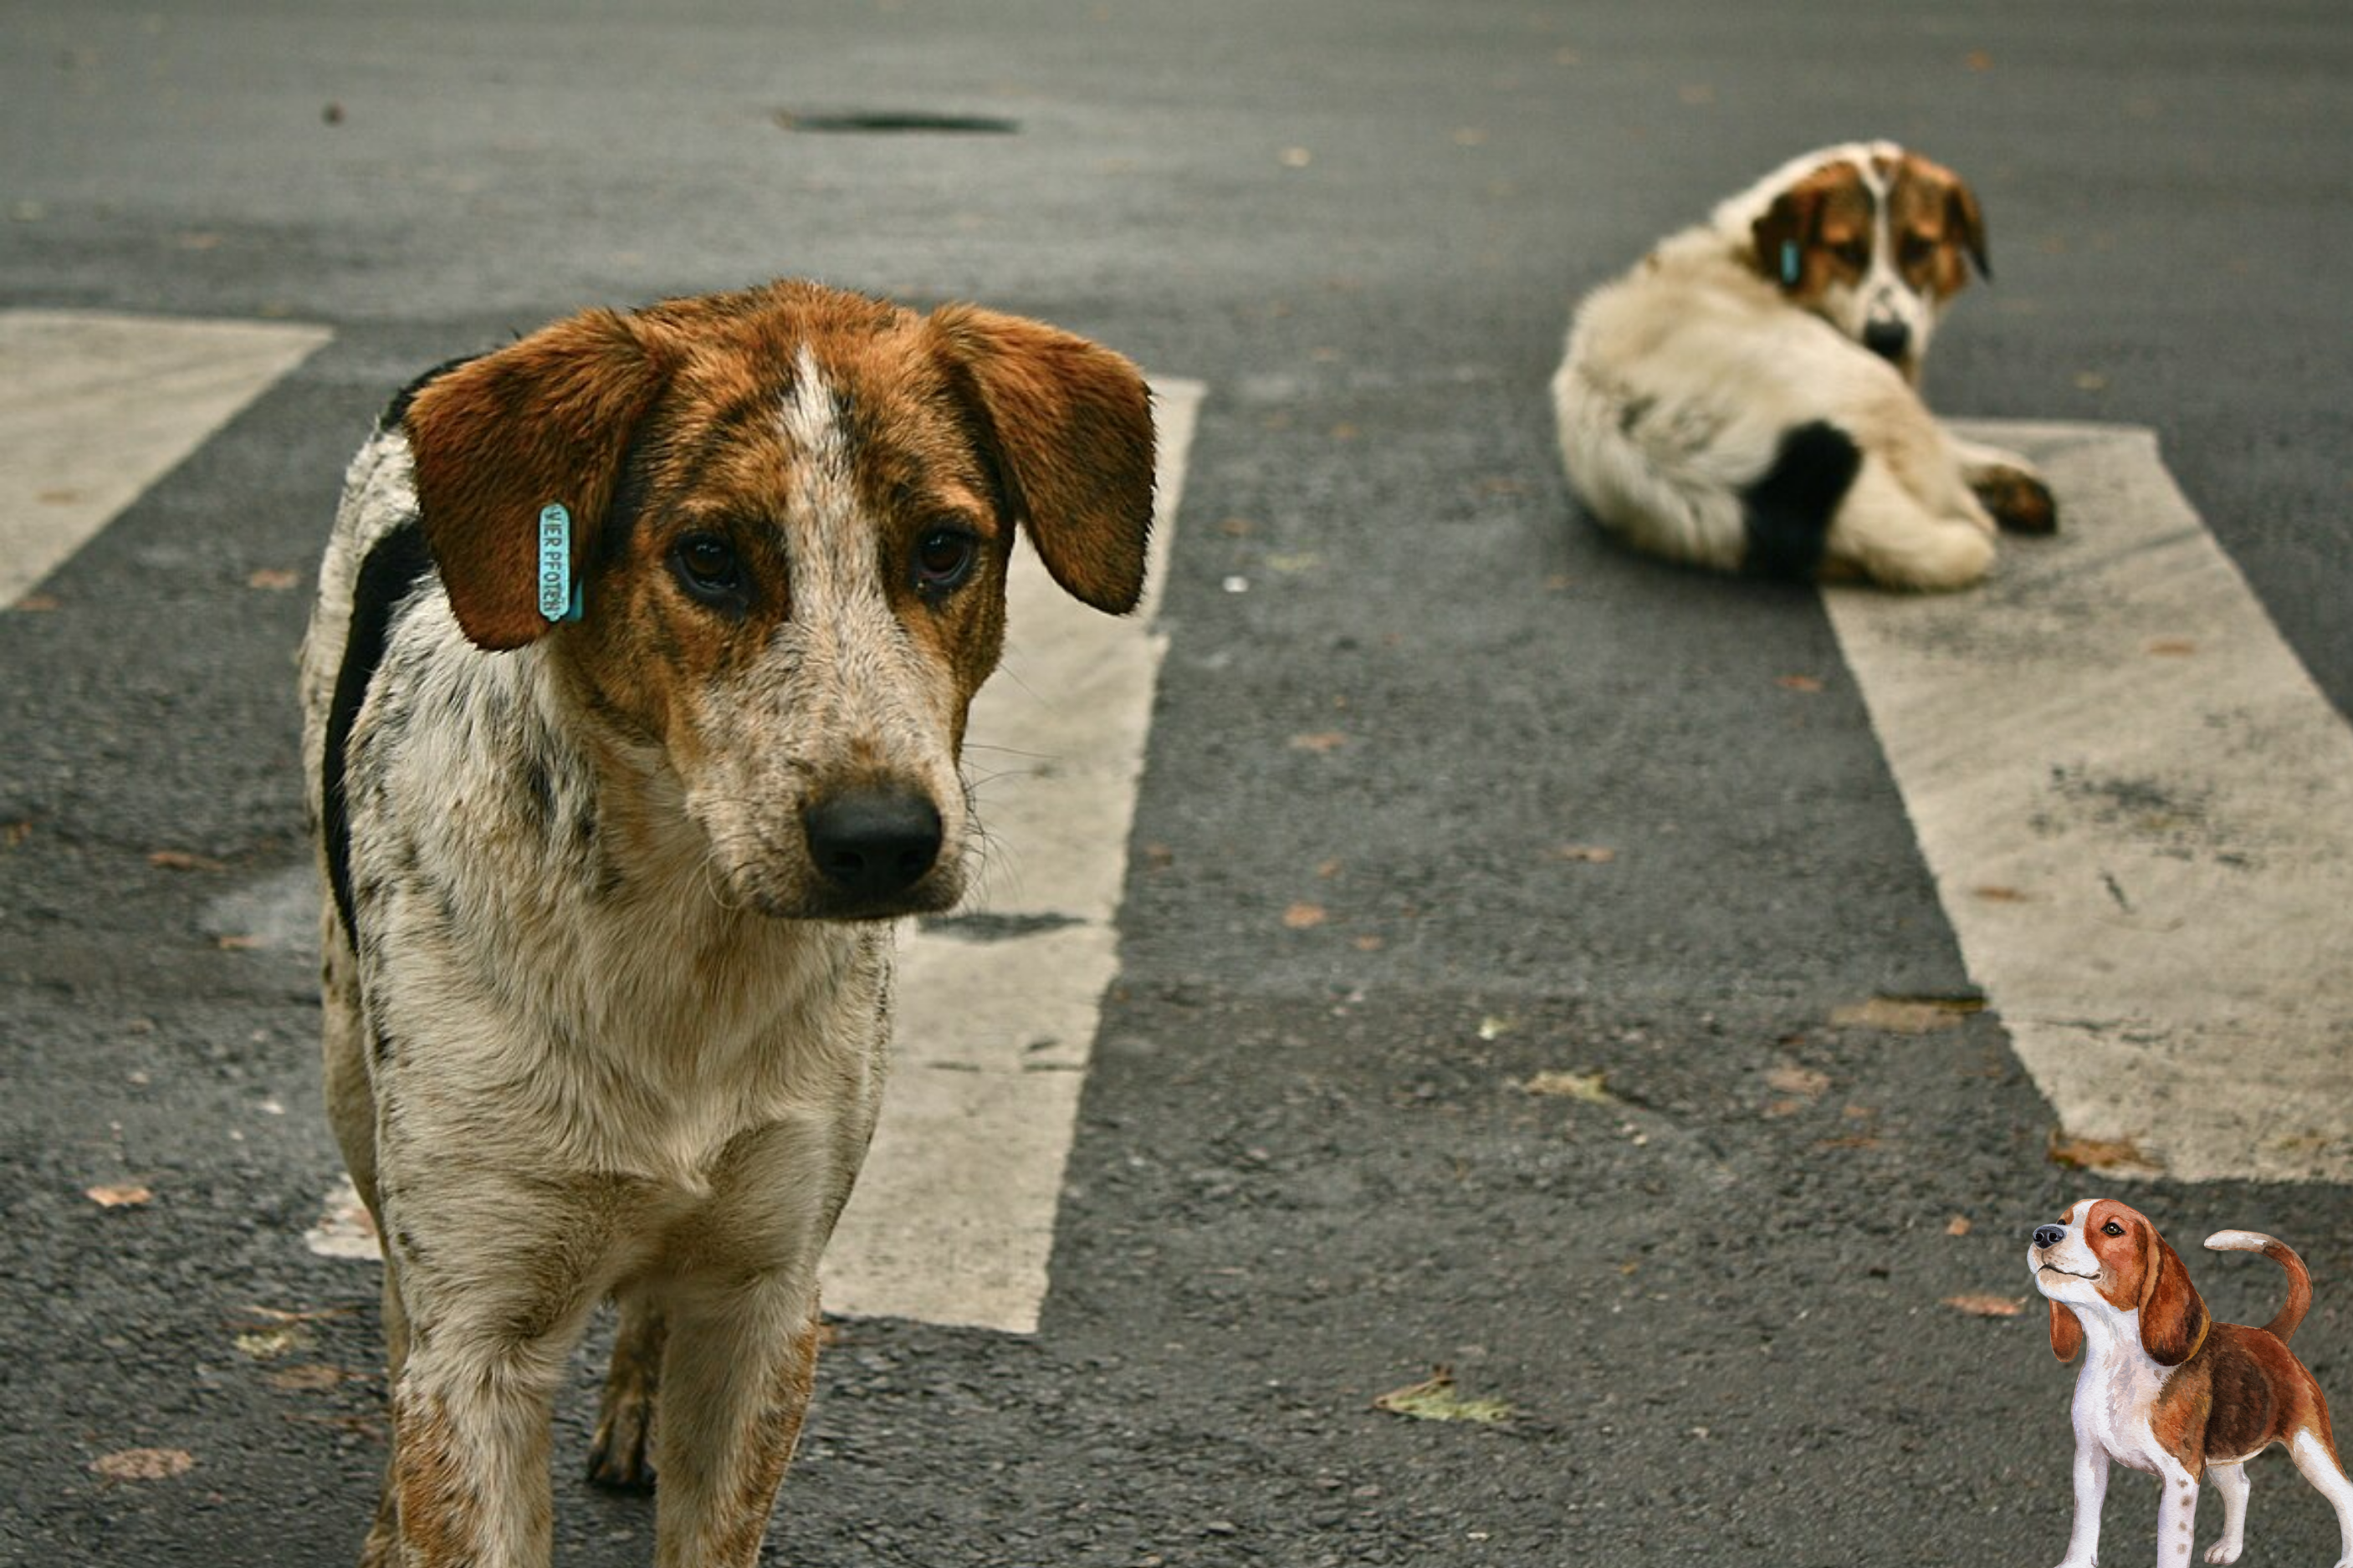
[3,3,2350,1565]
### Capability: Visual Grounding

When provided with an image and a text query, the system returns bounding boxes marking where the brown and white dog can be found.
[2030,1198,2353,1568]
[299,279,1154,1565]
[1552,140,2057,590]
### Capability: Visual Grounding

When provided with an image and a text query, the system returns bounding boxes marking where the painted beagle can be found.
[2030,1198,2353,1568]
[1552,140,2057,590]
[299,279,1155,1566]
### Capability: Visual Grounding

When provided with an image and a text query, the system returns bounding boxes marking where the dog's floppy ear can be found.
[2049,1298,2084,1363]
[403,309,670,650]
[1751,186,1827,294]
[1946,178,1991,282]
[928,305,1156,615]
[2137,1223,2209,1366]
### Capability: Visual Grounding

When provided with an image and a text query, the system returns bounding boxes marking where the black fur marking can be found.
[1739,421,1862,580]
[323,520,436,942]
[521,755,557,837]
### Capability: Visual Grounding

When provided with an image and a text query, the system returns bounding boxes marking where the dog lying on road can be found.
[299,279,1155,1565]
[2030,1198,2353,1568]
[1552,140,2056,590]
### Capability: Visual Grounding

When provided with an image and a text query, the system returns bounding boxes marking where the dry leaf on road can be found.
[90,1448,195,1482]
[1373,1366,1513,1425]
[86,1182,152,1208]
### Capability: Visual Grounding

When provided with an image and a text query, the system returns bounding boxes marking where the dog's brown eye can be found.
[1835,239,1870,269]
[2102,1221,2125,1236]
[912,528,979,595]
[671,532,747,610]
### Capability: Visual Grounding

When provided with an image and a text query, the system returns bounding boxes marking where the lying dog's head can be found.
[1729,140,1990,384]
[2029,1198,2211,1367]
[399,280,1154,921]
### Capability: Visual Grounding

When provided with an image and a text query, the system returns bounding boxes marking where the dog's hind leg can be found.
[2287,1428,2353,1568]
[2203,1459,2248,1565]
[318,934,412,1566]
[588,1290,666,1493]
[1824,459,1996,591]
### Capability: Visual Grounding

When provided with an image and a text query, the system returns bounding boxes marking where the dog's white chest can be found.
[2074,1341,2171,1474]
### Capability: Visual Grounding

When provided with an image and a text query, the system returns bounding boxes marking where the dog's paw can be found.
[586,1397,657,1494]
[1970,464,2059,534]
[2203,1543,2243,1565]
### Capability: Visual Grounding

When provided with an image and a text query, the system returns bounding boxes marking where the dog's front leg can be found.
[2056,1442,2109,1568]
[1948,433,2058,534]
[649,1112,872,1568]
[376,1174,610,1568]
[651,1279,825,1567]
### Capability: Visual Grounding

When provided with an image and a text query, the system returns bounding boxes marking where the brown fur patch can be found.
[1885,152,1988,297]
[406,310,671,651]
[392,1387,478,1565]
[2155,1324,2326,1470]
[1751,161,1875,299]
[929,305,1157,614]
[2050,1296,2085,1362]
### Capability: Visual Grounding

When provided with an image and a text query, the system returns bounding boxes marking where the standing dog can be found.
[2030,1198,2353,1567]
[299,279,1154,1566]
[1552,140,2056,590]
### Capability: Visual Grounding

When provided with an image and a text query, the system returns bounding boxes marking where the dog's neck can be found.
[2071,1302,2153,1370]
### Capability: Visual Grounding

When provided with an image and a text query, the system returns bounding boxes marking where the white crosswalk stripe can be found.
[0,309,331,606]
[1826,421,2353,1182]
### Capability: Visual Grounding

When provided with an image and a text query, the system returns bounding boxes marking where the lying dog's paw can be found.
[1972,465,2059,534]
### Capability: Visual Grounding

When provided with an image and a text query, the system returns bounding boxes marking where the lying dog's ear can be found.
[1751,186,1825,294]
[1946,178,1991,283]
[404,309,670,650]
[929,305,1156,615]
[2049,1298,2084,1363]
[2138,1224,2210,1366]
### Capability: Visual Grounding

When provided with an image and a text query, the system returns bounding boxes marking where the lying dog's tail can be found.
[1738,421,1862,580]
[2207,1229,2314,1342]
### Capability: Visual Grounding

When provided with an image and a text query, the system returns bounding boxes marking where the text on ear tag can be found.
[537,503,582,623]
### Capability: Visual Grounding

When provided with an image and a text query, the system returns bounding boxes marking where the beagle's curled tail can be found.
[2207,1229,2315,1343]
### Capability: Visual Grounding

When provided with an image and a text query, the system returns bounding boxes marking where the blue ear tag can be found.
[1779,240,1803,288]
[537,503,583,623]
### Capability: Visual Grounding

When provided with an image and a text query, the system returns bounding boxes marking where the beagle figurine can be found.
[2030,1198,2353,1567]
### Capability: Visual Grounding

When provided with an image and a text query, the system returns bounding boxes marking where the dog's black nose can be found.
[2033,1225,2065,1249]
[805,787,943,901]
[1862,319,1911,365]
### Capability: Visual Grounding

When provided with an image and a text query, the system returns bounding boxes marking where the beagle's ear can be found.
[2049,1299,2084,1363]
[928,304,1156,615]
[403,309,671,650]
[2138,1225,2209,1366]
